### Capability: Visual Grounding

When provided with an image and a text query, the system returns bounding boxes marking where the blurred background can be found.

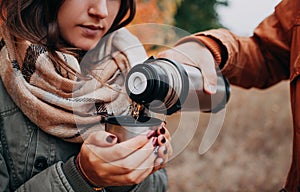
[131,0,291,191]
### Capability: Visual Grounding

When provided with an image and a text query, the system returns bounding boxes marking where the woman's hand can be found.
[76,123,172,188]
[157,41,218,94]
[151,122,172,172]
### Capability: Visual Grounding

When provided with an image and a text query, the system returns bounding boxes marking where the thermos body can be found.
[182,63,230,112]
[125,57,230,115]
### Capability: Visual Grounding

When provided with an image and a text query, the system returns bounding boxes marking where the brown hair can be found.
[0,0,136,74]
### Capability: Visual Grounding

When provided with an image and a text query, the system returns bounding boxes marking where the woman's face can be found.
[57,0,121,51]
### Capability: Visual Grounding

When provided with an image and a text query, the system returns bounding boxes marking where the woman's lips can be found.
[80,25,103,37]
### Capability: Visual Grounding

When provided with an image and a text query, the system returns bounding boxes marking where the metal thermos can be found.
[125,57,230,115]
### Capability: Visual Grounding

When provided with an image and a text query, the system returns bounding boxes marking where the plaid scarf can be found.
[0,25,147,143]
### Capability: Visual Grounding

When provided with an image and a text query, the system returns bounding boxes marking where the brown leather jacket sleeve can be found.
[180,0,295,89]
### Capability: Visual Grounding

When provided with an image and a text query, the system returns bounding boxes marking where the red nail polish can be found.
[163,147,168,155]
[153,146,159,155]
[159,127,166,134]
[152,137,158,146]
[147,130,157,139]
[106,135,116,143]
[160,136,166,144]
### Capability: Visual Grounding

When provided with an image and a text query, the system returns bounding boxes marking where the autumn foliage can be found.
[129,0,182,54]
[132,0,179,25]
[128,0,226,53]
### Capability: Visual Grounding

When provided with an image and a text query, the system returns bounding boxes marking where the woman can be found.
[0,0,171,191]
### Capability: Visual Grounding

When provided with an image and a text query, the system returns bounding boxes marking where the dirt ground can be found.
[165,81,293,192]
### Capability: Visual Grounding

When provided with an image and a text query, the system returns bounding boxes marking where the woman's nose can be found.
[88,0,108,18]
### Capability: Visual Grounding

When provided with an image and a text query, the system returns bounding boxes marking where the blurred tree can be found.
[130,0,182,54]
[130,0,228,53]
[174,0,228,33]
[132,0,180,25]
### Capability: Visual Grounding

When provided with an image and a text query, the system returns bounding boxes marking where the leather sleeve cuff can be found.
[62,156,97,192]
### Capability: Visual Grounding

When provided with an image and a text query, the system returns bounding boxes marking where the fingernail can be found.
[147,130,157,139]
[155,158,164,167]
[160,136,166,144]
[153,146,159,155]
[106,135,116,143]
[160,159,165,166]
[208,84,217,94]
[157,126,166,135]
[163,147,168,155]
[152,137,158,147]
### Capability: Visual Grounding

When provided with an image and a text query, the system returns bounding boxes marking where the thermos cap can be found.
[126,72,148,95]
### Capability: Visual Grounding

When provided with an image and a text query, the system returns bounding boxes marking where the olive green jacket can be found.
[0,77,168,192]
